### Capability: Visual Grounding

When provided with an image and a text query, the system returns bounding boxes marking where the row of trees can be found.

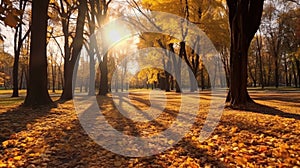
[248,1,300,88]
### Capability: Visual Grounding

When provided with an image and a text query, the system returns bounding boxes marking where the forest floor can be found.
[0,89,300,168]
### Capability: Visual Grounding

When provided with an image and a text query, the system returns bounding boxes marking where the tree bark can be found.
[24,0,52,106]
[292,60,298,87]
[284,55,289,86]
[274,57,279,88]
[87,1,97,96]
[256,33,264,89]
[60,0,87,100]
[226,0,264,107]
[12,0,29,97]
[296,59,300,88]
[98,53,109,95]
[169,43,181,93]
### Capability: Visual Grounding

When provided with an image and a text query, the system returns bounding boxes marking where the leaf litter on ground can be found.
[0,90,299,167]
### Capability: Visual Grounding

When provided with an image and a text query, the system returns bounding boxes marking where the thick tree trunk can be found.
[226,0,264,107]
[24,0,52,106]
[61,63,75,99]
[98,53,109,96]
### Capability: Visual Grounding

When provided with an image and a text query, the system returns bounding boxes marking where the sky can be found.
[0,25,15,56]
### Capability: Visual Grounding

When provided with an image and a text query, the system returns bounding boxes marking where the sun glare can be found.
[107,28,122,44]
[103,22,130,46]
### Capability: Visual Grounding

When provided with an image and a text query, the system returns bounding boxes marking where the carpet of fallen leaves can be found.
[0,90,300,168]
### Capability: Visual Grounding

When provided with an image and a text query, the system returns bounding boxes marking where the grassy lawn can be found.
[248,86,300,91]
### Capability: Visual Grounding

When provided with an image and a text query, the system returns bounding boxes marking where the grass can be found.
[0,97,25,106]
[248,86,300,91]
[0,90,63,95]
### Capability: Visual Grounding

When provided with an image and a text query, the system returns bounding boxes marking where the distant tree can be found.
[12,0,30,97]
[279,7,300,87]
[24,0,53,106]
[226,0,264,107]
[261,2,283,88]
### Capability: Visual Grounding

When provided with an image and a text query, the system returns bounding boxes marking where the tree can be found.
[279,7,300,87]
[59,0,88,100]
[24,0,53,106]
[261,1,283,88]
[226,0,264,107]
[97,0,112,96]
[12,0,30,97]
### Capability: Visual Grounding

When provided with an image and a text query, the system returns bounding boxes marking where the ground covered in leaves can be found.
[0,89,300,167]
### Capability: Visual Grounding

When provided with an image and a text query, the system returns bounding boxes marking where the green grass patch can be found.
[0,97,25,106]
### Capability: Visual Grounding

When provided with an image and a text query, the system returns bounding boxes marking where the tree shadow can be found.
[252,94,300,104]
[0,102,57,144]
[229,102,300,120]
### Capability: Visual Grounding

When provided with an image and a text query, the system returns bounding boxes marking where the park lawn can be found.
[0,90,27,95]
[0,90,63,95]
[0,97,25,107]
[0,90,299,167]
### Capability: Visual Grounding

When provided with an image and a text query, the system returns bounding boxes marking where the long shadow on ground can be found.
[0,103,57,144]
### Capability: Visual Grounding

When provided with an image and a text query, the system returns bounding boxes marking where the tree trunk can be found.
[170,76,174,90]
[98,53,109,95]
[284,56,289,86]
[296,59,300,88]
[226,0,264,107]
[52,62,56,93]
[24,0,52,106]
[165,72,170,92]
[12,0,29,97]
[292,60,298,87]
[256,33,264,89]
[12,51,20,97]
[87,3,97,96]
[274,57,279,88]
[169,43,181,93]
[19,67,24,89]
[88,51,96,95]
[267,54,272,86]
[200,64,205,91]
[60,0,87,100]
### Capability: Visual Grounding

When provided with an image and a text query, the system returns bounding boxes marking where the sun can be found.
[103,22,129,46]
[107,28,122,44]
